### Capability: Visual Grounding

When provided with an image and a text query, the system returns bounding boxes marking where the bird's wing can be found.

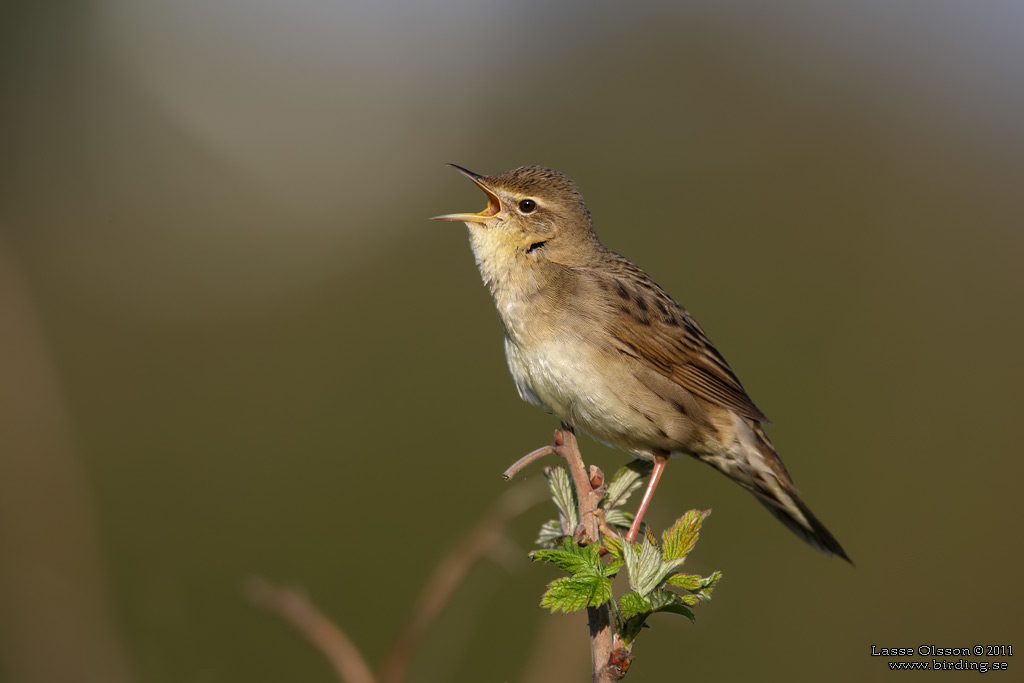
[592,257,769,423]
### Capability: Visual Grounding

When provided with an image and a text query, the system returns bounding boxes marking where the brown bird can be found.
[433,164,850,562]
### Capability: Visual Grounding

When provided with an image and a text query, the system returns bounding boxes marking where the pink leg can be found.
[625,454,669,544]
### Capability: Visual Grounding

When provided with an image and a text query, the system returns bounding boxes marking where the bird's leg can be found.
[624,453,669,544]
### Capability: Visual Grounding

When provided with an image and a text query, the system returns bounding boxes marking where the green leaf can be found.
[531,549,589,574]
[603,509,633,530]
[540,577,590,613]
[662,509,711,562]
[664,573,705,591]
[602,558,623,578]
[544,466,579,531]
[601,459,654,511]
[622,533,677,596]
[699,570,723,598]
[539,569,613,613]
[603,510,646,538]
[660,604,696,620]
[619,616,646,645]
[588,572,614,607]
[647,589,696,622]
[635,534,665,594]
[618,591,652,620]
[621,537,640,591]
[617,588,696,645]
[665,570,723,601]
[602,536,623,560]
[647,588,684,609]
[535,520,563,548]
[531,538,602,573]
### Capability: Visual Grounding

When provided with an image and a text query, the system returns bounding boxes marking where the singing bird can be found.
[433,165,850,562]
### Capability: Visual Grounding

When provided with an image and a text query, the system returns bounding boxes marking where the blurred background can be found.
[2,0,1023,681]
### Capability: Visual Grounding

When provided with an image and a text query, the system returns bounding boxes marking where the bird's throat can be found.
[466,226,554,342]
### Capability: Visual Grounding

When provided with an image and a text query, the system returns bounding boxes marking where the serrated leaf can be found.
[664,573,705,590]
[635,535,667,595]
[621,537,640,591]
[602,558,623,578]
[539,569,612,613]
[622,533,674,596]
[604,509,646,538]
[601,459,654,511]
[540,577,590,613]
[618,591,652,620]
[665,570,723,601]
[544,466,579,531]
[647,589,684,610]
[603,509,633,530]
[588,572,614,607]
[699,570,723,598]
[662,509,711,562]
[647,589,696,622]
[654,603,696,621]
[535,520,563,548]
[531,538,602,573]
[602,536,623,560]
[622,542,696,600]
[531,549,590,574]
[663,606,696,622]
[617,589,696,645]
[661,557,687,579]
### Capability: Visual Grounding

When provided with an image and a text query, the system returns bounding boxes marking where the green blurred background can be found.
[2,1,1022,681]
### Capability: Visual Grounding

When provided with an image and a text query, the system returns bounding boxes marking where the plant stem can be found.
[551,429,626,682]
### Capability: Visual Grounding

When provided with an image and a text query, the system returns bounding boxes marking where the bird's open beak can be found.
[430,164,502,223]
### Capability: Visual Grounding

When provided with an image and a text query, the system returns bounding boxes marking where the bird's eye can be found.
[518,199,536,213]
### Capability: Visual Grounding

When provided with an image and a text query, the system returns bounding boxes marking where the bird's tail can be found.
[705,422,853,564]
[757,481,853,564]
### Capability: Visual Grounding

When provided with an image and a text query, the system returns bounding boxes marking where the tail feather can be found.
[704,420,853,564]
[758,489,853,564]
[749,423,853,564]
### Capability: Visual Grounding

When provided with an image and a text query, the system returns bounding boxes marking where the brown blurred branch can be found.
[378,483,543,683]
[0,234,134,683]
[248,482,544,683]
[245,578,377,683]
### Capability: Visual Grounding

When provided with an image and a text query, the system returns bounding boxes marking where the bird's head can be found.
[432,165,600,268]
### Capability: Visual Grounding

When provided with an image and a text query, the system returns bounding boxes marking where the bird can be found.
[432,164,851,563]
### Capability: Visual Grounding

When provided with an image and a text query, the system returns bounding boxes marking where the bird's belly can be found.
[504,336,671,459]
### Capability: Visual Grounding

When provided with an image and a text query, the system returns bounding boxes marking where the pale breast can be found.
[483,252,715,459]
[503,332,687,459]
